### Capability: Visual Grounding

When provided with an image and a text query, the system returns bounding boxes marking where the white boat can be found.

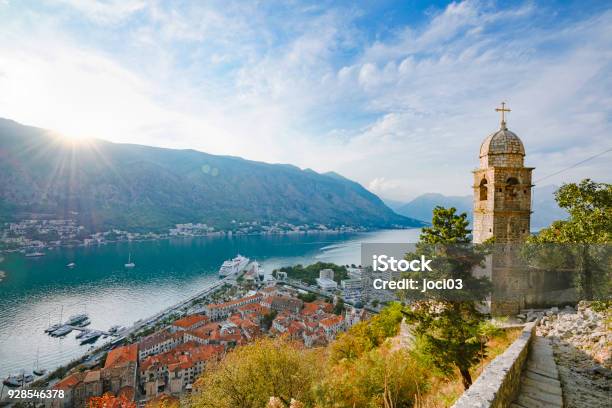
[124,253,135,268]
[66,262,76,268]
[45,323,63,333]
[80,331,102,344]
[51,325,72,337]
[77,318,91,327]
[75,329,90,339]
[33,368,47,376]
[4,372,34,386]
[218,255,250,277]
[66,313,88,325]
[3,375,22,387]
[25,251,45,257]
[33,348,46,376]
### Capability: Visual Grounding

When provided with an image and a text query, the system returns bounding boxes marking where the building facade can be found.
[473,103,534,244]
[473,103,535,315]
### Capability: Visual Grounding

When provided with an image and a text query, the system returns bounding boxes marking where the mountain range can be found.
[387,185,568,230]
[0,118,424,231]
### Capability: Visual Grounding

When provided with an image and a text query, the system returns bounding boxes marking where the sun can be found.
[51,131,93,146]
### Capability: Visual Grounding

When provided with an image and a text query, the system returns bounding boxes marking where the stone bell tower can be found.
[473,103,534,244]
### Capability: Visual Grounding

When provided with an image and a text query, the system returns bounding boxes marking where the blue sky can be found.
[0,0,610,200]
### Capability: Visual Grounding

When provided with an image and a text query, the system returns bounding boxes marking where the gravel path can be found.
[534,302,611,408]
[552,340,611,408]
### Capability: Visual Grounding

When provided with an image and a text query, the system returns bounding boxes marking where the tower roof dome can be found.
[479,128,525,158]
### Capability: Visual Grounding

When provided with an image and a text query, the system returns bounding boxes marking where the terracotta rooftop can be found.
[84,370,101,383]
[302,302,320,315]
[139,330,172,350]
[207,294,262,310]
[53,372,84,390]
[141,342,224,371]
[105,343,138,369]
[320,314,344,328]
[172,314,208,329]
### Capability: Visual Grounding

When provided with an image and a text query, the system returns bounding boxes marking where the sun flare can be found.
[51,131,92,146]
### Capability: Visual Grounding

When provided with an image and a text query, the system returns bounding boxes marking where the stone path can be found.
[389,318,414,352]
[511,336,564,408]
[552,341,612,408]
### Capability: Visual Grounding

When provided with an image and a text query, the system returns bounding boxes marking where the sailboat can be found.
[33,347,46,376]
[124,253,135,268]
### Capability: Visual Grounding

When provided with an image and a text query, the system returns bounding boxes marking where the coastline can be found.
[0,226,382,255]
[1,270,237,399]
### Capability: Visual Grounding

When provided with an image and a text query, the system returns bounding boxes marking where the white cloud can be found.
[54,0,146,23]
[0,1,610,203]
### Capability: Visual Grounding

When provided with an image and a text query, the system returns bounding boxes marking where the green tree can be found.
[261,310,278,331]
[528,179,611,300]
[420,206,471,244]
[333,298,345,315]
[402,206,488,390]
[297,292,317,302]
[531,179,611,244]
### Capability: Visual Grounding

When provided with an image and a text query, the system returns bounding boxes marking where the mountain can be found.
[395,194,473,224]
[393,186,567,230]
[0,118,423,231]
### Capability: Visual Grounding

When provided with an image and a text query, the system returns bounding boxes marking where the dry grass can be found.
[414,328,522,408]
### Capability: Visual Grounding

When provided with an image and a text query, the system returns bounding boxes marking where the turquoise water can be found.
[0,229,420,381]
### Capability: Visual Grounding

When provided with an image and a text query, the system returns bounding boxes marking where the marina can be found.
[0,229,422,390]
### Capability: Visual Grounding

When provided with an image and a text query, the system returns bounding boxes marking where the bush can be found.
[190,338,321,408]
[317,346,428,407]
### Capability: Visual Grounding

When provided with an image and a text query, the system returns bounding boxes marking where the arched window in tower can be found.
[506,177,519,199]
[479,178,488,201]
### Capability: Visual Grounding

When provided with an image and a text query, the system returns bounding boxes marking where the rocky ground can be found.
[524,302,611,408]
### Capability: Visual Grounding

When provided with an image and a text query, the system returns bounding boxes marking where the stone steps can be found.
[512,335,564,408]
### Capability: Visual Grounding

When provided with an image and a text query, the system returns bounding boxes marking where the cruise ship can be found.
[218,255,250,277]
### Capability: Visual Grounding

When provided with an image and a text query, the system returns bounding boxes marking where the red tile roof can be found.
[207,294,262,310]
[301,302,319,315]
[172,314,208,329]
[140,342,224,371]
[105,343,138,369]
[320,315,344,328]
[84,370,101,383]
[53,373,83,390]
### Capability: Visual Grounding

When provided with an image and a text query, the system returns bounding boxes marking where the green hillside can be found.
[0,118,423,231]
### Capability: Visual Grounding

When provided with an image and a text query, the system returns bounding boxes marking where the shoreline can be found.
[1,270,237,399]
[0,227,386,255]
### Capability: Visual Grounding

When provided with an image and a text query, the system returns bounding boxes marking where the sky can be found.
[0,0,610,201]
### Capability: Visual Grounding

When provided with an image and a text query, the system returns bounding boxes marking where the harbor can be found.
[1,254,254,394]
[0,229,422,394]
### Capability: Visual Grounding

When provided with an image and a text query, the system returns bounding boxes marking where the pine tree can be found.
[401,206,489,389]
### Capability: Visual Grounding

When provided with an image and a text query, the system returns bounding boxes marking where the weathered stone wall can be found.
[451,321,537,408]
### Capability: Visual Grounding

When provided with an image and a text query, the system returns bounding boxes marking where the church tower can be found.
[473,103,534,244]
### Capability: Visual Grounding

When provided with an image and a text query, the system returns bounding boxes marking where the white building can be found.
[319,269,334,280]
[347,267,364,279]
[316,277,337,292]
[316,268,337,292]
[341,278,362,303]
